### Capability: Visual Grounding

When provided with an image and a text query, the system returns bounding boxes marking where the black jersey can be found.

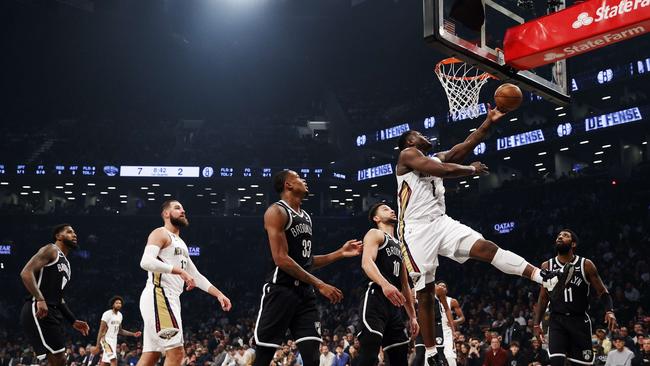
[31,245,71,305]
[266,200,314,287]
[366,233,404,290]
[549,256,590,315]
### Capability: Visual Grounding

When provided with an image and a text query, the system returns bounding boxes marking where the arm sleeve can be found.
[59,299,77,324]
[140,245,173,274]
[185,256,214,293]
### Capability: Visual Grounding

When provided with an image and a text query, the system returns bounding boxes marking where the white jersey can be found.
[146,229,189,296]
[441,297,454,331]
[396,156,446,224]
[101,310,123,342]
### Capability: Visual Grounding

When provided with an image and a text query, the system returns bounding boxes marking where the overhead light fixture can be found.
[55,185,64,189]
[554,106,563,111]
[67,197,76,200]
[186,184,194,187]
[100,191,108,195]
[0,182,8,185]
[464,184,470,188]
[331,199,340,203]
[87,183,96,186]
[594,151,604,155]
[120,195,127,198]
[81,193,86,196]
[108,186,116,190]
[580,140,589,144]
[256,202,262,205]
[256,193,264,196]
[164,193,172,197]
[370,183,378,187]
[643,141,648,145]
[602,144,611,148]
[244,196,251,199]
[250,184,259,188]
[345,189,352,192]
[211,201,218,204]
[473,176,479,179]
[152,183,160,187]
[329,185,338,189]
[538,168,547,172]
[64,191,73,194]
[557,113,566,117]
[239,199,246,202]
[538,151,547,156]
[120,200,128,204]
[345,198,353,202]
[32,190,40,194]
[196,194,204,197]
[560,147,569,151]
[352,194,361,197]
[210,192,217,196]
[601,95,611,100]
[148,198,155,201]
[140,187,148,190]
[205,187,212,191]
[535,163,543,166]
[503,156,511,160]
[237,187,246,191]
[459,181,467,184]
[393,146,399,150]
[20,192,29,195]
[593,160,603,164]
[22,185,31,189]
[65,183,74,186]
[147,192,155,195]
[469,128,477,132]
[509,117,518,122]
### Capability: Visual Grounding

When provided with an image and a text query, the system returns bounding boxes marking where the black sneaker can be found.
[426,353,447,366]
[549,263,575,303]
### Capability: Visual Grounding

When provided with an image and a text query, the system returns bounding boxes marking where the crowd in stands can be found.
[1,168,649,366]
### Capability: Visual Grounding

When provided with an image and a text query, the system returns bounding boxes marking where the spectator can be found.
[457,343,470,366]
[624,283,641,303]
[468,338,484,366]
[506,342,527,366]
[483,338,507,366]
[597,329,613,354]
[621,328,637,351]
[319,344,335,366]
[632,339,650,366]
[214,345,227,366]
[333,346,349,366]
[593,335,608,366]
[527,339,549,366]
[606,336,635,366]
[347,346,359,366]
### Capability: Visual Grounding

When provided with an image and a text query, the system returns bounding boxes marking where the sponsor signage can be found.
[504,0,650,69]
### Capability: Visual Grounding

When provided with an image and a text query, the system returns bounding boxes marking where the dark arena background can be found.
[1,1,649,366]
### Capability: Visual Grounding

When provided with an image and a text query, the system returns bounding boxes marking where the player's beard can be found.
[387,218,398,225]
[171,216,189,228]
[62,239,78,250]
[556,242,572,254]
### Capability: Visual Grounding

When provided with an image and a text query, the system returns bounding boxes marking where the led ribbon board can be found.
[496,129,545,151]
[504,0,650,69]
[357,164,394,181]
[585,107,643,131]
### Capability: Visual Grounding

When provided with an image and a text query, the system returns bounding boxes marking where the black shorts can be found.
[254,283,322,348]
[21,301,66,360]
[548,313,594,364]
[359,284,409,350]
[414,321,445,348]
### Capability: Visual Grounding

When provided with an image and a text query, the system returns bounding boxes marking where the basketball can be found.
[494,83,523,112]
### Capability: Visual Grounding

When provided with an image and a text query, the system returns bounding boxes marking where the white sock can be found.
[425,347,438,358]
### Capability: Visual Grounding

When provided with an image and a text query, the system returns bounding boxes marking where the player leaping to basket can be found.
[395,108,570,366]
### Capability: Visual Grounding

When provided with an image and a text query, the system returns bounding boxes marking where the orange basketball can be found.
[494,83,523,112]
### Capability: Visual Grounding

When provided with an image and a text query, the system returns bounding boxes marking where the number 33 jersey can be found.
[266,200,313,287]
[146,229,189,296]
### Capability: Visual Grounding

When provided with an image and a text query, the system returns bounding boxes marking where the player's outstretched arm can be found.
[533,261,550,342]
[20,244,58,319]
[184,256,232,312]
[584,259,617,331]
[311,239,362,270]
[140,228,195,290]
[361,229,405,307]
[437,105,505,164]
[265,205,343,304]
[399,260,419,337]
[119,328,142,337]
[401,148,488,178]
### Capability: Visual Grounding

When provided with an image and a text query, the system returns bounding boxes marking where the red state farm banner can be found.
[504,0,650,70]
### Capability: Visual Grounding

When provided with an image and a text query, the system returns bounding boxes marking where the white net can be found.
[435,58,493,120]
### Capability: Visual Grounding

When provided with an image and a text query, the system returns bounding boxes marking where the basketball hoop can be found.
[435,58,495,119]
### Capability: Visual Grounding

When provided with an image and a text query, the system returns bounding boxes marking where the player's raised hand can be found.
[605,311,617,331]
[35,300,48,319]
[340,239,363,257]
[73,320,90,336]
[382,284,406,307]
[316,282,343,304]
[485,103,507,124]
[179,270,195,291]
[470,162,489,176]
[217,293,232,312]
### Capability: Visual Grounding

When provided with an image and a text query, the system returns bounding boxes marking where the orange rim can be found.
[435,57,496,81]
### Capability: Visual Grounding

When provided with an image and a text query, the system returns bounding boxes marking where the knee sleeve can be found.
[385,344,408,366]
[358,334,383,366]
[490,249,529,277]
[296,341,320,366]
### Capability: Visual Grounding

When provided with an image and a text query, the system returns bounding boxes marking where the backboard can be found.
[423,0,570,105]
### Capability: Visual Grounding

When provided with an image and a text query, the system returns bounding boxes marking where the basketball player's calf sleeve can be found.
[252,346,276,366]
[296,340,320,366]
[490,249,535,280]
[358,334,382,366]
[385,345,408,366]
[413,347,425,366]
